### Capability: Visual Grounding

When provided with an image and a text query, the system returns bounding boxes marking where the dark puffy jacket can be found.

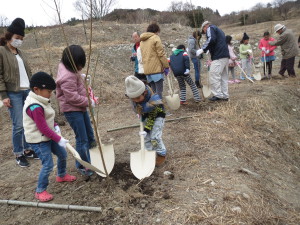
[170,50,190,77]
[202,25,229,61]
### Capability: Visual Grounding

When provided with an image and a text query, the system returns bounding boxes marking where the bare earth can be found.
[0,20,299,225]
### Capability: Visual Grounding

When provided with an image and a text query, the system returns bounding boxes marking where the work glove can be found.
[196,49,204,56]
[184,69,190,75]
[54,125,61,134]
[265,49,270,54]
[247,49,252,54]
[90,99,96,108]
[262,47,266,51]
[58,137,69,148]
[164,68,170,76]
[139,131,147,138]
[81,74,91,83]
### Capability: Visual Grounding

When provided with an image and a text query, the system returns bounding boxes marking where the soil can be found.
[0,19,300,225]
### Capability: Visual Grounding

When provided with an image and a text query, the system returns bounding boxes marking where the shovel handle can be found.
[166,75,173,96]
[237,63,254,83]
[140,121,145,152]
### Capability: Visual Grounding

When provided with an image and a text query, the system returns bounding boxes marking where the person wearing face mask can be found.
[0,18,39,167]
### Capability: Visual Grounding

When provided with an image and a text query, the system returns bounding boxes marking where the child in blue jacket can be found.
[170,45,201,104]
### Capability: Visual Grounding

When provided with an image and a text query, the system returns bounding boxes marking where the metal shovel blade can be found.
[166,94,180,110]
[66,143,106,176]
[90,143,115,177]
[130,121,156,180]
[202,85,212,98]
[253,72,262,81]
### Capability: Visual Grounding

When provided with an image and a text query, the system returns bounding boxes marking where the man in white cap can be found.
[269,24,298,77]
[196,21,230,101]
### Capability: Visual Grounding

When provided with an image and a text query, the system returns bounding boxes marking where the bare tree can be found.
[74,0,117,19]
[273,0,293,20]
[0,16,9,27]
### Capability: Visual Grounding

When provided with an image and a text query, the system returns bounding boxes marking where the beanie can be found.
[30,72,56,90]
[242,32,249,41]
[7,18,25,37]
[125,76,145,98]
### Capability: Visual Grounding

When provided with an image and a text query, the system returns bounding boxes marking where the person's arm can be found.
[155,37,169,69]
[239,45,248,55]
[269,39,277,51]
[269,33,288,46]
[26,104,61,142]
[0,53,8,100]
[202,27,216,52]
[188,39,196,55]
[258,40,263,50]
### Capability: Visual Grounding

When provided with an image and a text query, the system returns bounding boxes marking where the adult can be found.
[140,23,169,99]
[187,30,202,88]
[197,21,230,101]
[0,18,38,167]
[269,24,298,77]
[130,32,146,82]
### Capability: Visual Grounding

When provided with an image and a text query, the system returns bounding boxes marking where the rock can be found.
[156,218,161,223]
[242,193,250,199]
[114,206,123,213]
[210,181,216,186]
[208,198,215,203]
[169,44,175,48]
[163,171,172,176]
[232,206,242,213]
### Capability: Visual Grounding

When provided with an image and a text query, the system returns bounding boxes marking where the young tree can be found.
[74,0,117,19]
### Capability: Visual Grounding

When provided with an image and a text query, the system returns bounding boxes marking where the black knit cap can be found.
[7,18,25,37]
[242,32,249,40]
[30,72,56,90]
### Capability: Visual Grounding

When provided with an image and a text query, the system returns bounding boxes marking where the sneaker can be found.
[78,167,94,176]
[209,96,222,101]
[35,191,53,202]
[195,81,203,88]
[56,174,77,182]
[228,80,235,84]
[156,154,166,166]
[239,76,245,80]
[24,150,39,159]
[16,155,30,167]
[234,79,241,83]
[180,101,188,105]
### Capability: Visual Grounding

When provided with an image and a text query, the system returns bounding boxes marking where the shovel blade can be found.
[130,150,156,180]
[90,144,115,177]
[166,94,180,110]
[202,85,211,98]
[253,73,262,81]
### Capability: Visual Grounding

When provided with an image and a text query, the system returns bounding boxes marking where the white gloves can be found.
[262,47,266,51]
[90,99,95,108]
[265,49,270,54]
[139,131,147,138]
[54,125,61,134]
[184,69,190,75]
[58,137,69,148]
[247,49,252,54]
[81,74,91,84]
[196,49,204,56]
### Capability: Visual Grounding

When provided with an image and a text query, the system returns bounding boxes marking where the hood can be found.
[140,32,156,41]
[173,49,184,56]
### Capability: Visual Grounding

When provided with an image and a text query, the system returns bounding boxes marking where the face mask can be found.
[10,38,23,48]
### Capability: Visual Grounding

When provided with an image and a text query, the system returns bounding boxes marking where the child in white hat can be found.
[125,75,167,166]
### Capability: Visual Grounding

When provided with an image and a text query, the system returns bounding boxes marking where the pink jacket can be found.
[258,37,277,57]
[55,63,88,112]
[228,44,237,65]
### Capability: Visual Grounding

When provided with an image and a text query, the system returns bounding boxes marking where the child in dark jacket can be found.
[125,76,166,166]
[170,45,201,105]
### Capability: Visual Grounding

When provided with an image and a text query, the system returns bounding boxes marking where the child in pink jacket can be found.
[258,31,277,79]
[226,35,240,84]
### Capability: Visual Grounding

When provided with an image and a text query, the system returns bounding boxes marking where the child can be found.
[259,31,277,79]
[169,45,201,104]
[23,72,76,202]
[239,33,253,80]
[226,36,240,84]
[125,76,166,166]
[56,45,96,176]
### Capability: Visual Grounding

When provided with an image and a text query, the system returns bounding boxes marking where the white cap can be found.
[125,75,146,98]
[201,21,210,31]
[274,24,285,33]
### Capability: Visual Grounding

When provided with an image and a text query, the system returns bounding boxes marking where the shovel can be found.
[165,73,180,110]
[236,62,254,83]
[202,62,211,98]
[251,58,262,81]
[130,121,156,180]
[89,133,115,177]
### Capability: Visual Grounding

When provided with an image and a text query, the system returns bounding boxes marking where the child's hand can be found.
[184,69,190,75]
[262,47,266,51]
[54,125,61,134]
[139,131,147,138]
[58,137,69,148]
[196,49,204,56]
[164,68,170,76]
[265,49,270,54]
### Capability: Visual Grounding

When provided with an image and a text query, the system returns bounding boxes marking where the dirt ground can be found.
[0,20,300,225]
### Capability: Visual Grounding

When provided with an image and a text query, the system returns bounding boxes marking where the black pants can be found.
[134,72,147,83]
[263,61,273,75]
[279,57,296,77]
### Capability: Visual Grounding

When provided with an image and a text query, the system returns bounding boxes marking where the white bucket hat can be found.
[125,75,146,98]
[274,24,285,33]
[201,21,210,32]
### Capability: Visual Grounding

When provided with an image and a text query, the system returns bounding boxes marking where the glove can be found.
[184,69,190,75]
[139,131,147,138]
[54,125,61,134]
[164,68,170,76]
[265,49,270,54]
[262,47,266,51]
[247,49,252,54]
[196,49,204,56]
[90,99,95,108]
[58,137,69,148]
[206,50,210,55]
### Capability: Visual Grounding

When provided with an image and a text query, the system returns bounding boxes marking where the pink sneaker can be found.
[234,79,241,83]
[228,80,235,84]
[35,191,53,202]
[56,174,77,182]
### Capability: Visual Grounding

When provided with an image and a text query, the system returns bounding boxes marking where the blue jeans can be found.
[29,141,67,193]
[191,58,201,82]
[64,111,95,169]
[7,90,30,155]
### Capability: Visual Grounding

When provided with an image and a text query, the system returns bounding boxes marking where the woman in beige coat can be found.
[140,23,169,98]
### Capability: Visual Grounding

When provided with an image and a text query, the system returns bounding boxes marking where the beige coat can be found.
[269,29,299,59]
[140,32,169,75]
